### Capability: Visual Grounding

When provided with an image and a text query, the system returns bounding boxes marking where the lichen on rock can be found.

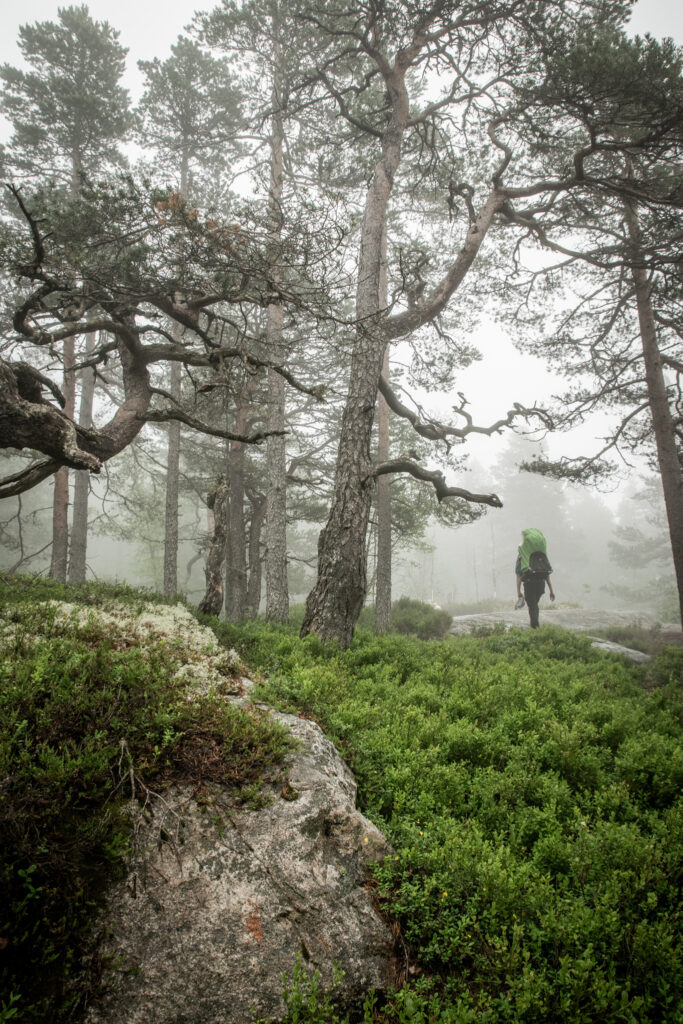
[73,605,398,1024]
[86,711,397,1024]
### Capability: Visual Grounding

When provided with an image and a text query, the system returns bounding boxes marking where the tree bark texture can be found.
[198,476,229,617]
[375,232,392,634]
[301,41,504,646]
[265,363,288,621]
[625,203,683,625]
[375,350,392,633]
[69,334,97,583]
[265,21,290,624]
[163,158,189,598]
[226,440,247,620]
[163,358,182,597]
[301,59,411,646]
[247,493,268,618]
[50,336,76,581]
[0,317,153,500]
[226,417,248,622]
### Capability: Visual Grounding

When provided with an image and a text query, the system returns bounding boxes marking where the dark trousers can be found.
[523,577,546,629]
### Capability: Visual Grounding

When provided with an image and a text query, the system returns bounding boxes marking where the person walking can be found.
[515,528,555,628]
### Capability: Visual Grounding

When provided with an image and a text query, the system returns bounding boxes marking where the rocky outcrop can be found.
[448,607,682,662]
[86,701,397,1024]
[449,607,667,635]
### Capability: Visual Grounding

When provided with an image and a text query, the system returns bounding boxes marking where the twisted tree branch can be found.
[368,458,503,507]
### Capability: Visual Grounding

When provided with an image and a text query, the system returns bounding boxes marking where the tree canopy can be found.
[1,0,681,639]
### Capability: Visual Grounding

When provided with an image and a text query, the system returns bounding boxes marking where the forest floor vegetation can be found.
[217,616,683,1024]
[0,574,292,1023]
[1,576,681,1023]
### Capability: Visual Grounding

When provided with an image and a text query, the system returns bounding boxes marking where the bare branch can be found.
[378,375,552,440]
[385,187,505,339]
[368,459,503,507]
[0,459,61,499]
[140,406,286,445]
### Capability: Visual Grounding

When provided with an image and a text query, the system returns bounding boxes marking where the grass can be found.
[0,576,292,1023]
[217,619,683,1024]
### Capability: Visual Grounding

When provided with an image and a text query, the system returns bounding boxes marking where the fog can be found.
[0,0,680,628]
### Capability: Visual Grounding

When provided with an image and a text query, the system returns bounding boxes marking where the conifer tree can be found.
[0,5,131,581]
[501,28,683,623]
[137,36,242,597]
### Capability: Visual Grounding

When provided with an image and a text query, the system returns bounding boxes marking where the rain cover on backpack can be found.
[518,528,552,576]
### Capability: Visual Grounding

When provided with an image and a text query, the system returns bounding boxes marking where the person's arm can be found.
[515,556,524,605]
[548,578,555,601]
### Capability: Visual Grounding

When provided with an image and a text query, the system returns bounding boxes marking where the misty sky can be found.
[0,0,680,105]
[0,0,680,481]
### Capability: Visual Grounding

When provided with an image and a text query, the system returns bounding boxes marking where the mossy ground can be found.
[0,575,291,1023]
[2,576,681,1023]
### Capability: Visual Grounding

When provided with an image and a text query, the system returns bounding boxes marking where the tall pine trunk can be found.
[163,158,189,597]
[375,348,392,632]
[163,358,182,597]
[301,71,407,646]
[265,14,289,623]
[69,333,97,583]
[225,388,250,622]
[375,231,391,633]
[50,335,76,581]
[300,53,502,645]
[51,154,82,581]
[247,492,268,618]
[198,476,229,616]
[226,438,247,620]
[625,202,683,625]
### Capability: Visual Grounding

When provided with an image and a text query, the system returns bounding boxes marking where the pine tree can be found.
[1,5,131,582]
[137,35,242,598]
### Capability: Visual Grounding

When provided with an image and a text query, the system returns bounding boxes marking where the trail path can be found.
[449,606,683,663]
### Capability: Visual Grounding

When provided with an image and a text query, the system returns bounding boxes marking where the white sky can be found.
[0,0,680,482]
[0,0,680,120]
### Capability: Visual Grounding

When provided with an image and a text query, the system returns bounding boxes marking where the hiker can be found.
[514,528,555,629]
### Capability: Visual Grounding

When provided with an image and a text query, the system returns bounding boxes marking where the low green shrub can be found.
[647,646,683,689]
[0,582,290,1023]
[0,571,181,613]
[598,623,665,656]
[288,600,453,640]
[389,597,453,640]
[230,623,682,1024]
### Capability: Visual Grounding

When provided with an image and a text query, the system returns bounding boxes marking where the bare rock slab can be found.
[86,711,396,1024]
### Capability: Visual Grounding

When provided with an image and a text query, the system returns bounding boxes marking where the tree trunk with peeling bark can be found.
[163,157,189,599]
[68,334,97,583]
[301,32,505,647]
[226,434,248,622]
[226,440,247,620]
[247,493,267,618]
[301,53,420,646]
[375,347,392,633]
[198,476,229,616]
[163,358,182,597]
[50,336,76,581]
[375,232,392,634]
[625,202,683,625]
